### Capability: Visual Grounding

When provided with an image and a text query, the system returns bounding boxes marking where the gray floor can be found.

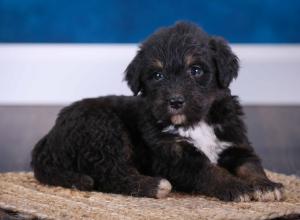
[0,105,299,175]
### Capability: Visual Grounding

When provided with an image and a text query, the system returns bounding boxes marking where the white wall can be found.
[0,44,299,105]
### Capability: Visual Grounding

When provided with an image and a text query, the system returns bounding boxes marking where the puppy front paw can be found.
[211,180,253,202]
[155,179,172,199]
[252,178,284,201]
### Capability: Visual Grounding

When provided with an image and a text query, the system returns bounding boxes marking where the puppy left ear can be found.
[124,50,143,96]
[209,37,239,88]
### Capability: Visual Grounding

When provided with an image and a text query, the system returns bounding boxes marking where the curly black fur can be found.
[31,22,283,201]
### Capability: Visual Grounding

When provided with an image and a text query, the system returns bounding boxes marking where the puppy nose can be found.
[169,96,185,109]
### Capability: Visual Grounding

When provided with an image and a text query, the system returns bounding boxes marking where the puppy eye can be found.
[153,72,165,81]
[189,65,204,77]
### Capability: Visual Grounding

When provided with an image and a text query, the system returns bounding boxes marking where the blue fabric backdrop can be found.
[0,0,299,43]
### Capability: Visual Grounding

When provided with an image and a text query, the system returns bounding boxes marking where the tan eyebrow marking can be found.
[152,59,164,69]
[185,55,196,66]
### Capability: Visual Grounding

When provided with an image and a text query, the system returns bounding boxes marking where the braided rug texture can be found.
[0,171,299,220]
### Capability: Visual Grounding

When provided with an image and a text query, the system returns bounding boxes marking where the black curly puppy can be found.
[31,22,284,201]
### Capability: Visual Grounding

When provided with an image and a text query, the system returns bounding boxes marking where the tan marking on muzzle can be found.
[185,55,196,66]
[171,114,186,125]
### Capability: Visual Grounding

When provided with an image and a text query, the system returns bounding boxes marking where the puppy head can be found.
[125,21,239,126]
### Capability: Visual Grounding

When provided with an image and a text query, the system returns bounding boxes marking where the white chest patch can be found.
[163,121,232,164]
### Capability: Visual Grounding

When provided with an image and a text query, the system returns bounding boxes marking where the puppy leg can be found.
[79,134,172,198]
[150,141,253,202]
[218,147,284,201]
[197,165,253,202]
[93,167,172,198]
[80,142,172,198]
[73,113,172,198]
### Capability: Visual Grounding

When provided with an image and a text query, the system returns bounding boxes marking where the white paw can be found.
[155,179,172,199]
[253,188,284,201]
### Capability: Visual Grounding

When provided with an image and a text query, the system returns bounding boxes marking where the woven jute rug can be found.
[0,171,299,220]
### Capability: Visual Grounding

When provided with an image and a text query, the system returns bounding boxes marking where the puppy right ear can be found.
[124,50,143,96]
